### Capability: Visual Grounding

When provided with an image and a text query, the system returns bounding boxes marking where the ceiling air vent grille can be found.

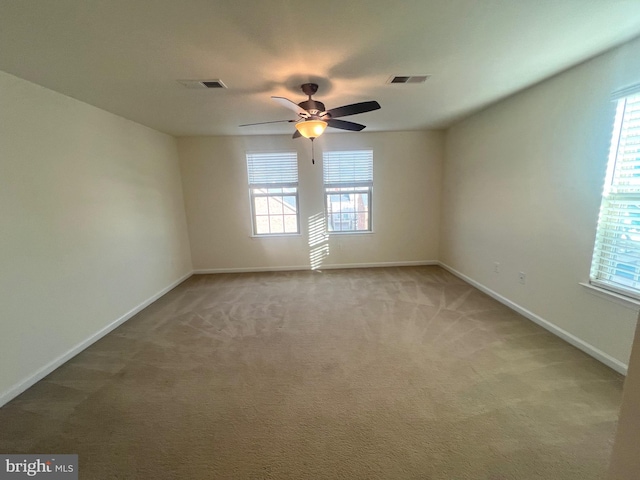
[387,75,431,84]
[201,80,226,88]
[177,79,228,89]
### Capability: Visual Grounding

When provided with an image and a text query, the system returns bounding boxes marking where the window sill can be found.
[249,233,302,239]
[327,230,375,236]
[579,282,640,310]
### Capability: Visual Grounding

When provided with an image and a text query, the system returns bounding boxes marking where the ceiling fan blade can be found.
[272,96,308,116]
[326,101,381,119]
[239,119,296,127]
[327,118,366,132]
[292,130,302,139]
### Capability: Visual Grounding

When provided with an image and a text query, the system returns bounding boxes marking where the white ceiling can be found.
[1,0,640,137]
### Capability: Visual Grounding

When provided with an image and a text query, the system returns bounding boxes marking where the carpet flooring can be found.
[0,266,624,479]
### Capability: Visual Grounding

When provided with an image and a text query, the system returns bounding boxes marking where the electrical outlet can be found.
[519,272,526,285]
[494,262,500,273]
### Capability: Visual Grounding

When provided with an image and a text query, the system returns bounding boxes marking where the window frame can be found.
[322,150,374,234]
[246,152,300,237]
[590,91,640,299]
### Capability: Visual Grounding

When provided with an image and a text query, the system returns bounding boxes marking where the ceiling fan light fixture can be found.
[295,120,327,139]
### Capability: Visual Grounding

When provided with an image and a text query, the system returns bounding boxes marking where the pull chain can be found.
[311,138,315,165]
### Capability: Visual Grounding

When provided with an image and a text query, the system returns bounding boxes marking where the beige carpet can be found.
[0,266,623,479]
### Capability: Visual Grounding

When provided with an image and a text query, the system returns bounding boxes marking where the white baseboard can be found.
[439,263,628,375]
[320,260,439,270]
[195,265,310,274]
[194,260,438,274]
[0,271,193,408]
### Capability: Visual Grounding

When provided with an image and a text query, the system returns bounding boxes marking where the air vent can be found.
[177,79,228,89]
[387,75,431,84]
[201,80,226,88]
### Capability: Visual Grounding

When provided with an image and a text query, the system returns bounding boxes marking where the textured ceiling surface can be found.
[1,0,640,136]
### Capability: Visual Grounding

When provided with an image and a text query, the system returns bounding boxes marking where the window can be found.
[246,152,299,235]
[590,92,640,298]
[323,150,373,232]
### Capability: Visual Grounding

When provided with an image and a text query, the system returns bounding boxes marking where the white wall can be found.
[0,70,193,404]
[441,37,640,368]
[179,131,443,271]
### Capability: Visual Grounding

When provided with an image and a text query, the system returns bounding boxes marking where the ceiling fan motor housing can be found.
[298,83,326,117]
[298,99,326,117]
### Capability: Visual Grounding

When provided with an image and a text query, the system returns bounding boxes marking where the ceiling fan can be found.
[240,83,381,140]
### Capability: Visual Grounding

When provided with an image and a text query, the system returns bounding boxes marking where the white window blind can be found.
[323,150,373,187]
[247,152,298,186]
[590,93,640,298]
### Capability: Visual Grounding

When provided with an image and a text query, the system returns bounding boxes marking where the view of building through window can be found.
[252,187,298,234]
[325,187,370,232]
